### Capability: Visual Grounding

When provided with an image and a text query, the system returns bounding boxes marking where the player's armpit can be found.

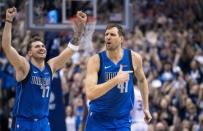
[131,51,144,80]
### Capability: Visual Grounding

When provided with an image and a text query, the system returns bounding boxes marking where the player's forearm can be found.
[48,47,74,74]
[71,32,82,46]
[138,78,149,110]
[86,77,119,100]
[48,33,81,73]
[58,32,82,59]
[2,22,12,51]
[66,31,82,51]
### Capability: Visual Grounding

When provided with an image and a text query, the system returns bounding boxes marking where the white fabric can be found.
[65,116,76,131]
[68,42,79,51]
[130,87,148,131]
[131,122,148,131]
[131,87,145,122]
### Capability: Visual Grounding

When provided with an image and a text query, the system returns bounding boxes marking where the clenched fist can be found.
[72,11,87,37]
[6,7,17,22]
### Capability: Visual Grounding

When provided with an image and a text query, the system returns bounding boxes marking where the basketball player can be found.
[2,7,87,131]
[130,86,148,131]
[85,23,152,131]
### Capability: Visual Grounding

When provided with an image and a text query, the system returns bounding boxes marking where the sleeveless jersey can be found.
[89,48,134,118]
[12,62,52,119]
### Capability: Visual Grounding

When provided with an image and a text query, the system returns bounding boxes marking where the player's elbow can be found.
[138,76,147,84]
[2,43,9,53]
[2,40,7,50]
[85,81,97,100]
[85,86,97,100]
[86,91,95,101]
[2,41,10,52]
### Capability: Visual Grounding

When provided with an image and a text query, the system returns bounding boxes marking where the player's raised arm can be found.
[48,11,87,74]
[2,7,29,81]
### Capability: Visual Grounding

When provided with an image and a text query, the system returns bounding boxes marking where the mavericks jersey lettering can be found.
[89,48,134,117]
[13,62,52,119]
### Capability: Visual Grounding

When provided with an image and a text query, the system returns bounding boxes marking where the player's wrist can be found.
[112,76,120,85]
[143,108,149,112]
[68,42,79,51]
[70,33,81,46]
[74,25,85,37]
[5,19,13,24]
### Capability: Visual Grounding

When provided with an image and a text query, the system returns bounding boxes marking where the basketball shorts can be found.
[11,117,50,131]
[85,111,131,131]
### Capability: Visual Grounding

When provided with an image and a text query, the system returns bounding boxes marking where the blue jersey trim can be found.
[127,49,136,85]
[19,61,32,84]
[45,63,53,79]
[98,53,103,78]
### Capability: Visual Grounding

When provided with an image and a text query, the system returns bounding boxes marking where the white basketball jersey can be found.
[130,87,145,122]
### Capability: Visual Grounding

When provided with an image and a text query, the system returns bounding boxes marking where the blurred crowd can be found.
[0,0,203,131]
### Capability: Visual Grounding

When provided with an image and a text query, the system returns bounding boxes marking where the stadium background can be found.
[0,0,203,131]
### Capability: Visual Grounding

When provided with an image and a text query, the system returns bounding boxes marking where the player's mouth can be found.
[38,51,45,55]
[38,49,46,54]
[106,42,111,45]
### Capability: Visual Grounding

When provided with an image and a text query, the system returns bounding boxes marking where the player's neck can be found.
[31,58,45,69]
[107,48,123,63]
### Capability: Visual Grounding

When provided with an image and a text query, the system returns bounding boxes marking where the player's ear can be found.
[121,36,124,41]
[120,36,124,45]
[27,50,32,57]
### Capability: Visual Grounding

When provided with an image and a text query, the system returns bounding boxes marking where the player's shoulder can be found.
[87,54,100,71]
[89,54,100,63]
[87,54,100,66]
[130,50,142,61]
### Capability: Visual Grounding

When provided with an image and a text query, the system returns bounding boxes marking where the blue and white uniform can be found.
[12,61,52,131]
[85,48,135,131]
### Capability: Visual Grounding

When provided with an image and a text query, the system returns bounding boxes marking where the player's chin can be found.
[106,47,116,51]
[38,54,46,59]
[106,45,113,51]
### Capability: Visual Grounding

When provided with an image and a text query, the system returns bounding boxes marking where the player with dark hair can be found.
[85,23,152,131]
[2,7,87,131]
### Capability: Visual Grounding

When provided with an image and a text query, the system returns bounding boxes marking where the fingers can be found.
[119,65,133,74]
[76,11,87,23]
[77,11,87,19]
[12,7,17,13]
[144,113,152,123]
[119,65,123,72]
[6,7,17,21]
[144,116,151,123]
[7,7,16,14]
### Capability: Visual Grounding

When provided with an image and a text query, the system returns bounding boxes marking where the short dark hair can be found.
[105,23,125,37]
[26,34,44,53]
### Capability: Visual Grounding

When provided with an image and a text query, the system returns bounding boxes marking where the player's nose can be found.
[106,35,111,40]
